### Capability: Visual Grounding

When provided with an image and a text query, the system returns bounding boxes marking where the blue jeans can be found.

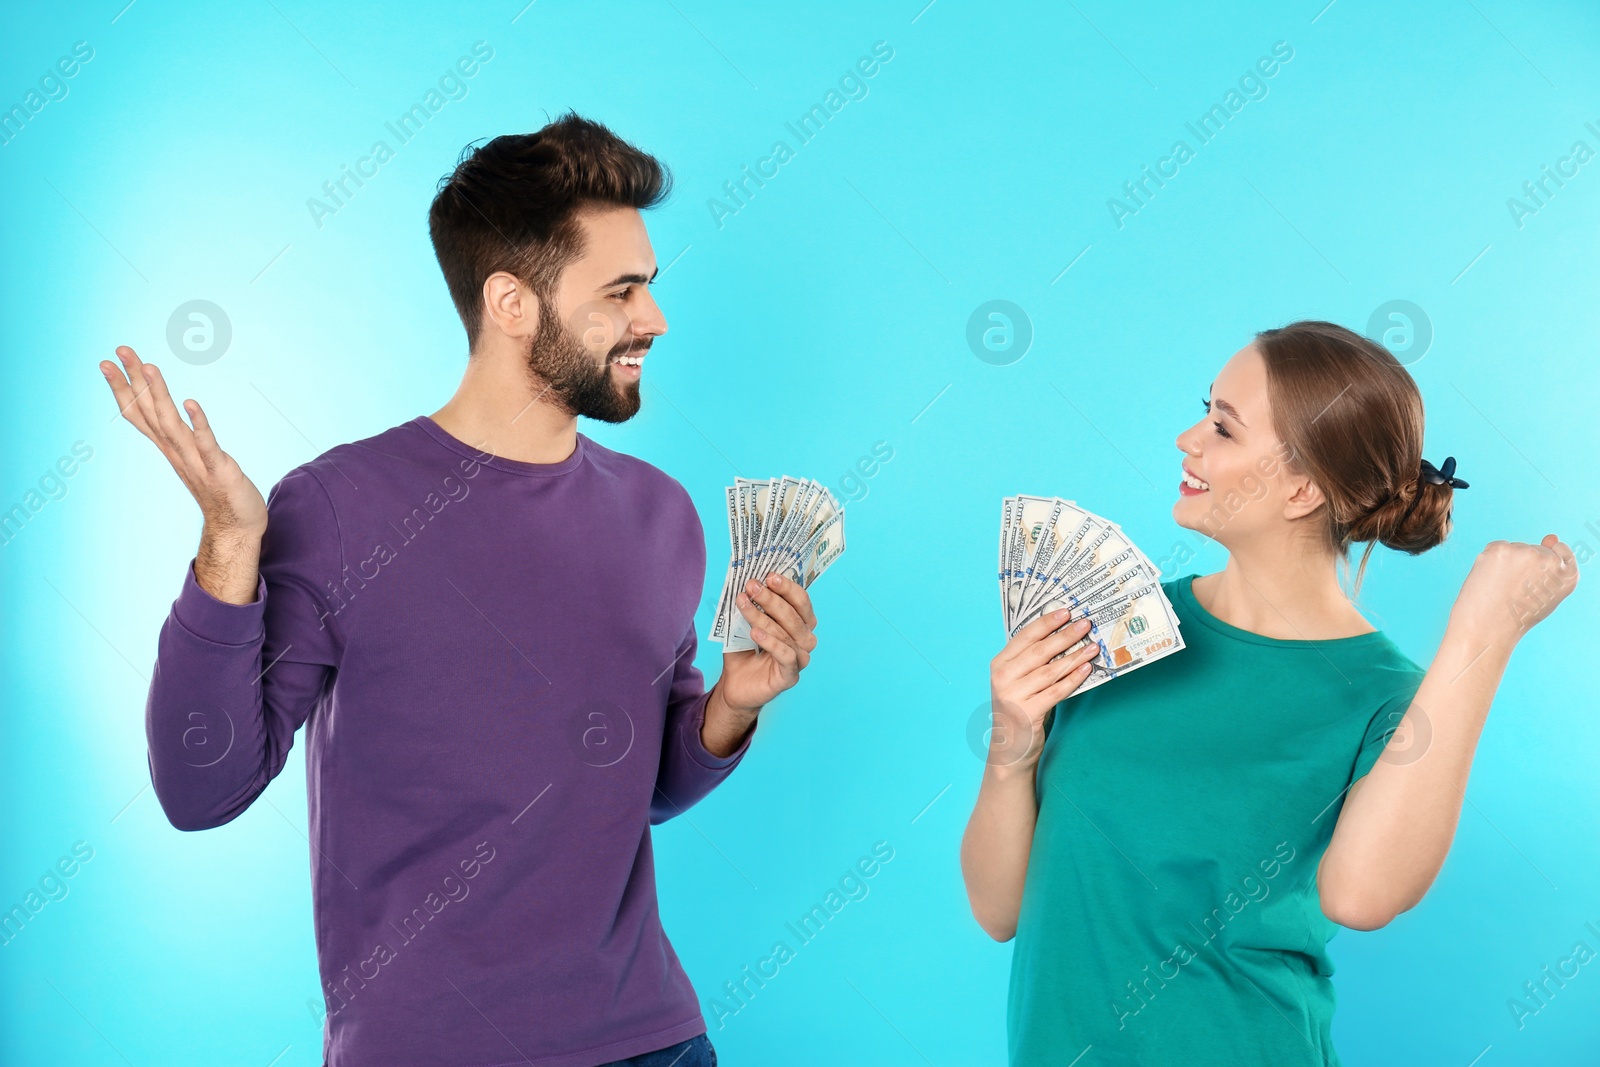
[599,1032,716,1067]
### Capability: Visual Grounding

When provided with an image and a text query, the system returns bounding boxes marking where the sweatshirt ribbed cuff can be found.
[685,687,755,770]
[171,559,266,646]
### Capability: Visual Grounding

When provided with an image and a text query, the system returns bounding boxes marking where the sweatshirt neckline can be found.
[411,415,588,477]
[1170,573,1391,650]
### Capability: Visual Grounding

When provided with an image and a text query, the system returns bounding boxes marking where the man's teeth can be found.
[614,355,644,366]
[1183,472,1210,490]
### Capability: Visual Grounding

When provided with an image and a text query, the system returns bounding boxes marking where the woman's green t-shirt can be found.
[1007,574,1428,1066]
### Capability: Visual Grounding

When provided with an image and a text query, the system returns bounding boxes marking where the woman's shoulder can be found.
[1359,631,1429,689]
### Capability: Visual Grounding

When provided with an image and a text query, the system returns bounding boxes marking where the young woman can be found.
[961,320,1578,1065]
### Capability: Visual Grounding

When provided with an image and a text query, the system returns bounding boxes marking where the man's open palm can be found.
[99,345,267,535]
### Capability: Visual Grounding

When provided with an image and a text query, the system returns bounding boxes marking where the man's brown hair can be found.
[428,112,671,350]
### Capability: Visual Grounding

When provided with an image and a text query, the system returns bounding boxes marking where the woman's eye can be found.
[1201,396,1229,438]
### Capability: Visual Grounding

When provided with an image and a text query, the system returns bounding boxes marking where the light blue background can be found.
[4,1,1598,1064]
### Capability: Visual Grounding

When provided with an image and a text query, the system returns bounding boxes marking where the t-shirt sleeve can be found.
[1349,683,1424,786]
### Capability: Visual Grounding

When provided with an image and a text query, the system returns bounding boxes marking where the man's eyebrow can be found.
[1212,395,1246,427]
[600,268,657,288]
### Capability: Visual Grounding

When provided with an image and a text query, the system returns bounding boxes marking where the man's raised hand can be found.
[100,345,267,605]
[99,345,266,536]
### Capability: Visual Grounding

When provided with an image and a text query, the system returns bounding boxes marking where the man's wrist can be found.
[701,682,760,759]
[195,524,265,606]
[708,680,761,720]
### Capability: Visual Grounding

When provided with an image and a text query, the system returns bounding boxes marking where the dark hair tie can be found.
[1420,456,1469,489]
[1389,455,1467,534]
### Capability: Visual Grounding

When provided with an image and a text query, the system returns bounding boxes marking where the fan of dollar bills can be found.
[711,477,846,652]
[999,494,1184,696]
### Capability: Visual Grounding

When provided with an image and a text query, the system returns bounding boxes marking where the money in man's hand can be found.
[713,477,846,652]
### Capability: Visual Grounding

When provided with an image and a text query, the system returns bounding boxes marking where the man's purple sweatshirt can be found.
[146,415,753,1067]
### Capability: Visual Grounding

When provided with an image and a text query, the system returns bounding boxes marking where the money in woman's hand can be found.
[999,494,1184,696]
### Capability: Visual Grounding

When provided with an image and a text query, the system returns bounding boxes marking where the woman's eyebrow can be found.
[1213,396,1246,427]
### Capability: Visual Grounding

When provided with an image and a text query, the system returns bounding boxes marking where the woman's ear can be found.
[1282,473,1326,522]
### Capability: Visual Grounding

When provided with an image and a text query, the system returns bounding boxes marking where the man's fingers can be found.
[745,576,816,652]
[100,359,146,430]
[737,593,811,668]
[766,572,817,631]
[118,349,164,432]
[141,363,205,475]
[185,399,225,474]
[103,352,158,439]
[106,353,194,478]
[748,616,803,675]
[113,345,145,384]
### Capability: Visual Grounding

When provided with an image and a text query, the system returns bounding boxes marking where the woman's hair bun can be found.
[1344,477,1454,555]
[1253,319,1460,593]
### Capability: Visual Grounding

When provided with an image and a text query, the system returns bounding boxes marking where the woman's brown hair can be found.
[1253,320,1456,592]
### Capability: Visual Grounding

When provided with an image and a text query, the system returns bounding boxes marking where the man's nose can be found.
[635,288,668,338]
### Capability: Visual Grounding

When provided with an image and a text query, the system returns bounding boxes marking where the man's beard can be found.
[524,301,643,424]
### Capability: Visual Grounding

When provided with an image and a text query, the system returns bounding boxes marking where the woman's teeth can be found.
[1183,472,1210,491]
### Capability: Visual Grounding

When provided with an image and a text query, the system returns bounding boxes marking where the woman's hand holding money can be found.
[986,611,1098,775]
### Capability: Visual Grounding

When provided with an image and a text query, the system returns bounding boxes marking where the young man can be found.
[100,114,818,1067]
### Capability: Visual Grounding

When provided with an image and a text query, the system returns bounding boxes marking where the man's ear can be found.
[1282,472,1326,522]
[480,271,539,341]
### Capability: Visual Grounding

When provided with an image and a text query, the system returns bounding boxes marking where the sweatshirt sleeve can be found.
[145,465,345,831]
[648,620,754,825]
[648,480,754,825]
